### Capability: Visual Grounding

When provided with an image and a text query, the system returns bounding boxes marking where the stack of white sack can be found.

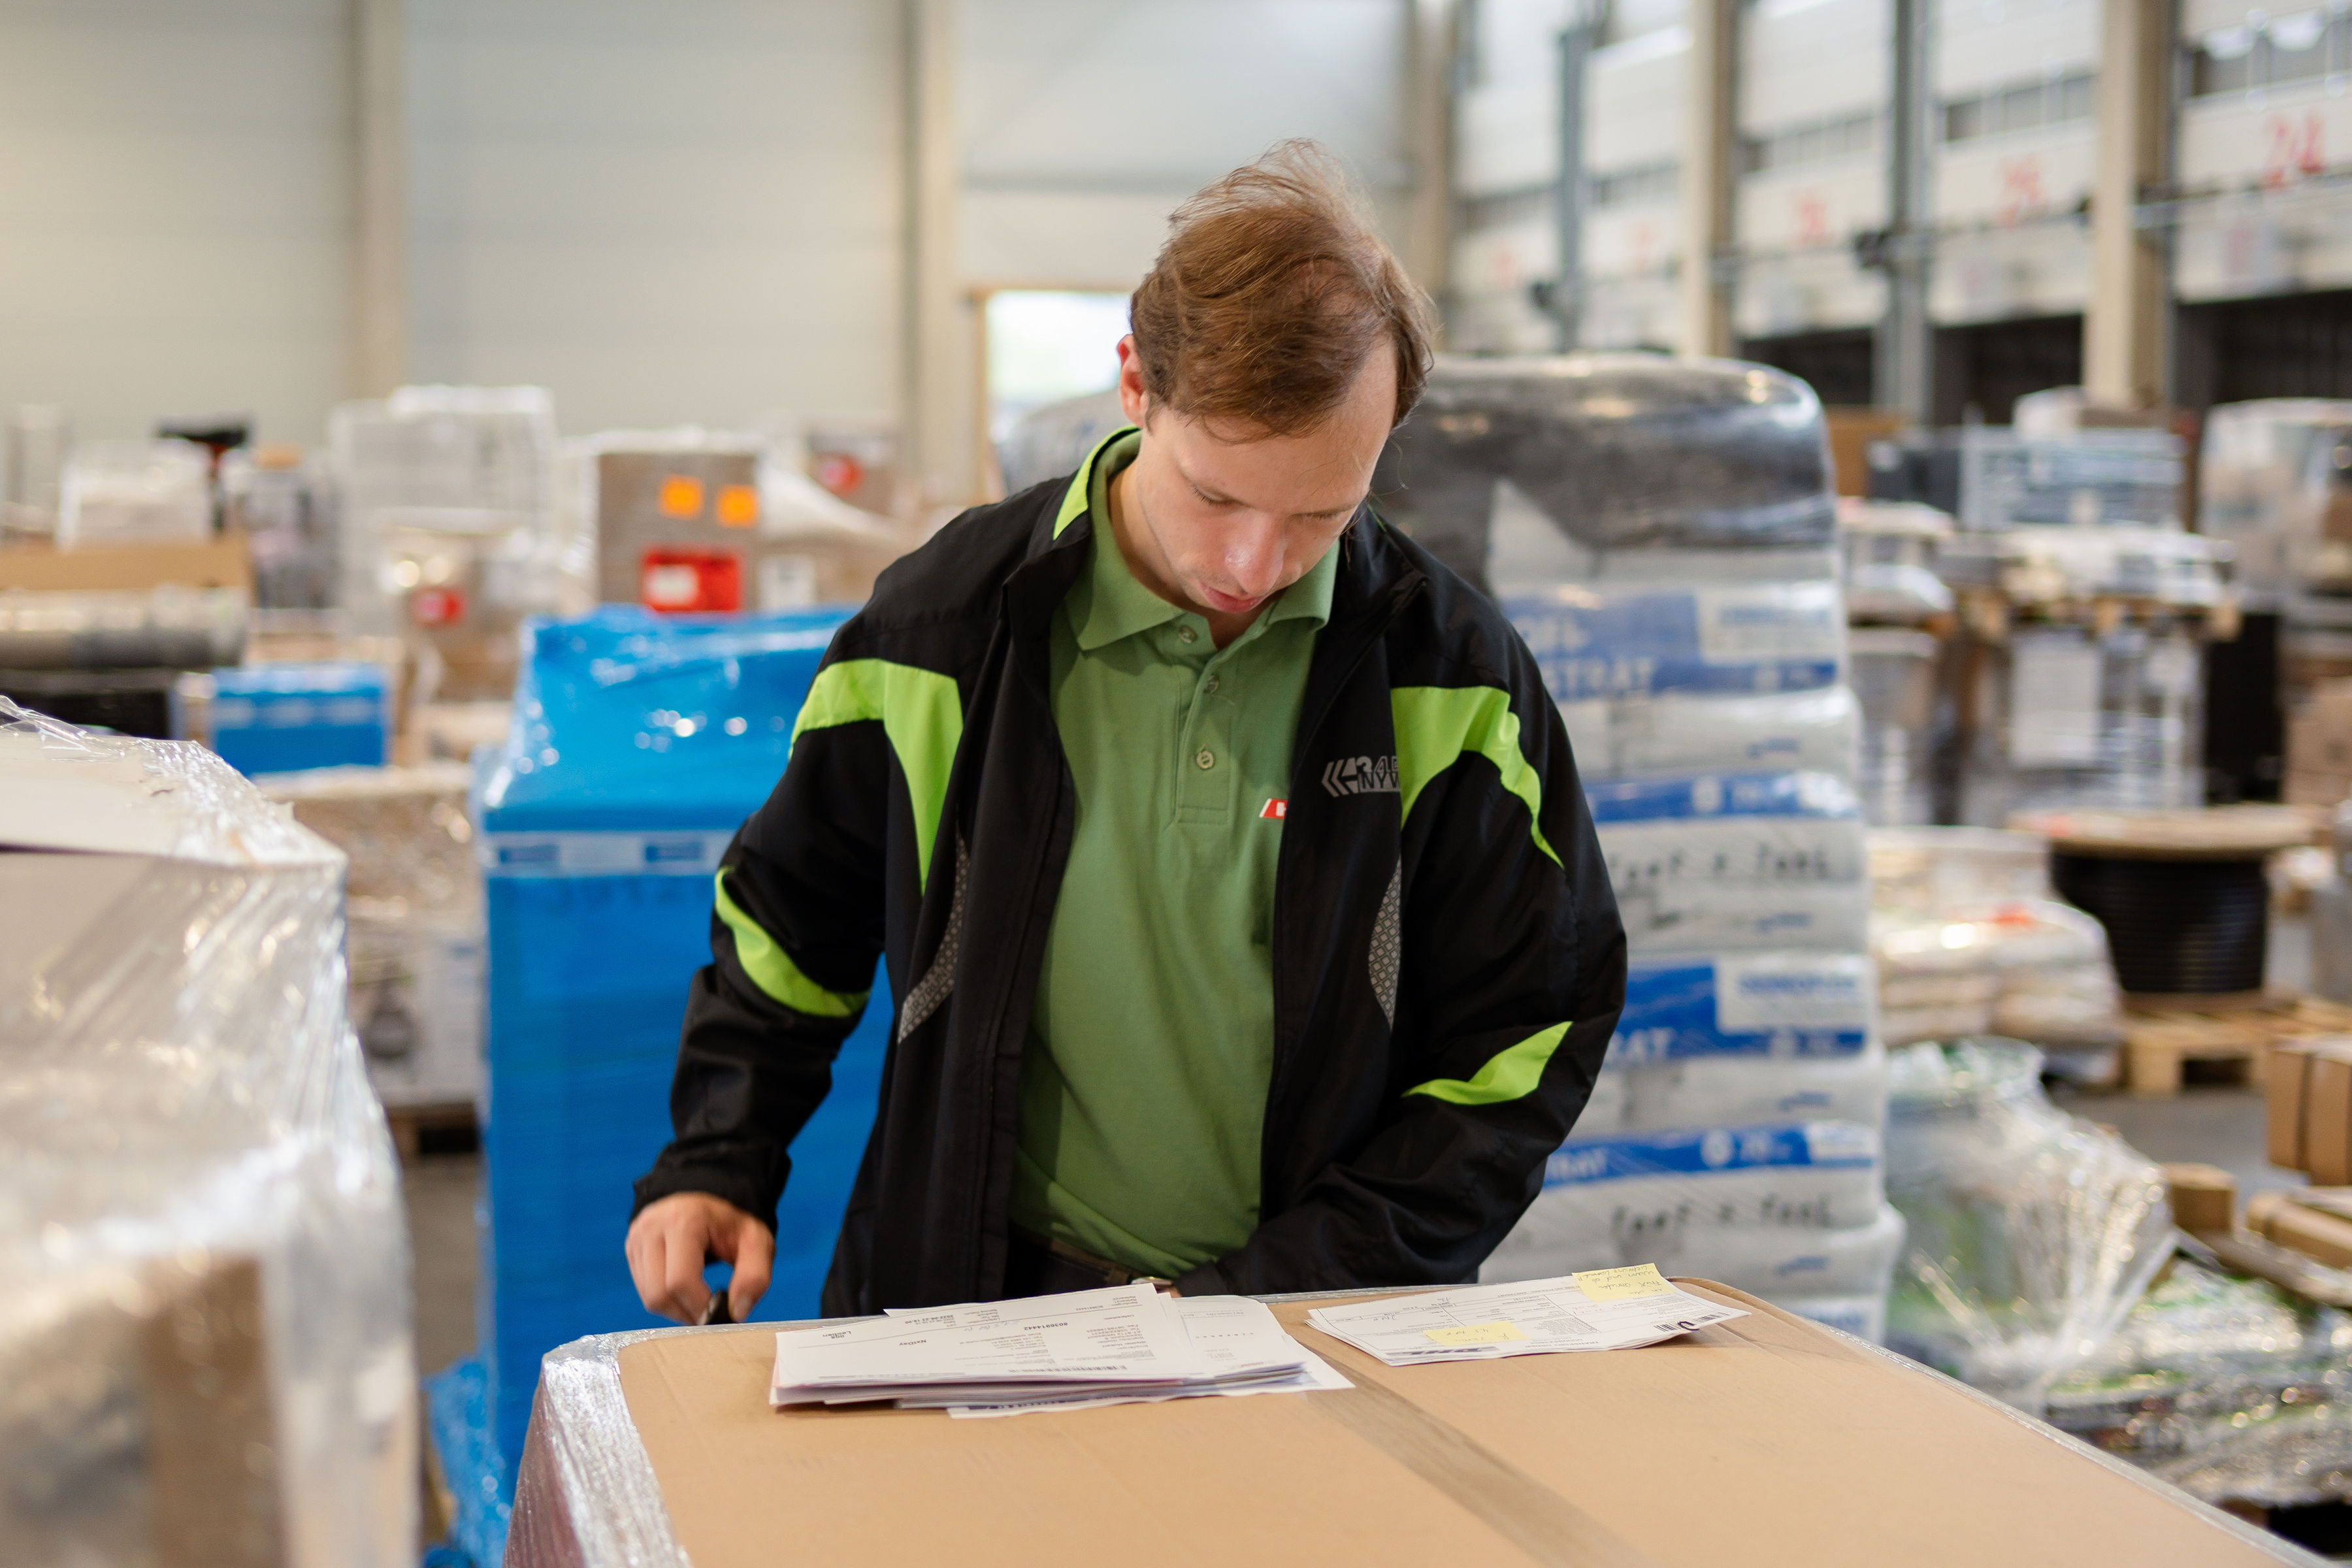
[1420,356,1895,1339]
[1503,577,1859,784]
[1480,1124,1901,1341]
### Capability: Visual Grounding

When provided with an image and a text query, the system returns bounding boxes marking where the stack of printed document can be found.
[1306,1266,1748,1367]
[770,1281,1351,1418]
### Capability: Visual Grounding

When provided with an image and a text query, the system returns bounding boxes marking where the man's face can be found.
[1112,336,1396,623]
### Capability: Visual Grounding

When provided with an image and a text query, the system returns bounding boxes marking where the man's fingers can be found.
[727,1219,775,1322]
[629,1225,678,1318]
[660,1217,712,1324]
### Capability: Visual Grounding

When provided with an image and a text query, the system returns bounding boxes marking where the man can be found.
[627,143,1625,1322]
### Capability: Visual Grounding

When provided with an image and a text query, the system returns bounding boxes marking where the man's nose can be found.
[1223,519,1288,598]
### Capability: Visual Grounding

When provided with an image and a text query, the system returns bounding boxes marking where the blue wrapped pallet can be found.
[210,660,389,774]
[471,606,887,1480]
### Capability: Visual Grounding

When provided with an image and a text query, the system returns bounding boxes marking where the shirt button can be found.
[1196,749,1215,770]
[1177,625,1198,644]
[1203,676,1220,694]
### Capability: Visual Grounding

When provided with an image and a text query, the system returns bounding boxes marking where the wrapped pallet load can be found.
[1378,355,1901,1339]
[0,697,414,1566]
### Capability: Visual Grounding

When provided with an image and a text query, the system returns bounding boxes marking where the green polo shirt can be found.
[1009,429,1339,1279]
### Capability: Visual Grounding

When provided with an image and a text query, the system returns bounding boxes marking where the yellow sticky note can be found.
[1574,1264,1674,1301]
[1423,1320,1531,1346]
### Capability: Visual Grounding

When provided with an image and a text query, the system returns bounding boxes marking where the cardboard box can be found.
[2311,1047,2352,1186]
[2271,1042,2317,1171]
[0,533,252,594]
[2247,1190,2352,1269]
[2162,1162,2237,1233]
[505,1286,2293,1568]
[1825,408,1907,498]
[2287,681,2352,801]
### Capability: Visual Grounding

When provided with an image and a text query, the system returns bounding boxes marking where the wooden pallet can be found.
[385,1100,477,1160]
[2120,994,2352,1096]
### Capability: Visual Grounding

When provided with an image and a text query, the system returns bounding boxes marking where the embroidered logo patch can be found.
[1260,798,1287,819]
[1322,755,1399,798]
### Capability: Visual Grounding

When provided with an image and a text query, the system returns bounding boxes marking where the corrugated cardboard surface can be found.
[0,535,252,592]
[613,1285,2289,1568]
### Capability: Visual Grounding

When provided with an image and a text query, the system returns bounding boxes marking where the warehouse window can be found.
[1592,161,1680,207]
[1740,110,1879,176]
[1940,69,2097,143]
[1462,184,1556,231]
[2190,11,2351,96]
[982,290,1132,444]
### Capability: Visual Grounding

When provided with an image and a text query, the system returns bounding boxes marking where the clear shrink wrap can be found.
[1872,900,2122,1051]
[0,697,414,1567]
[1837,497,1953,625]
[1590,771,1870,954]
[260,762,484,1110]
[1884,1039,2172,1411]
[2044,1256,2352,1511]
[1374,353,1837,588]
[2198,399,2352,602]
[56,438,213,547]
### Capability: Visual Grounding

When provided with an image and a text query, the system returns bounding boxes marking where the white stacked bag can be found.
[1378,355,1900,1341]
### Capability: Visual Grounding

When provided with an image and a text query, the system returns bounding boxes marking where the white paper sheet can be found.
[1304,1268,1747,1367]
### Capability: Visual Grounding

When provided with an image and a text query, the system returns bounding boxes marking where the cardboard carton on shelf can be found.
[2268,1039,2352,1181]
[502,1285,2300,1568]
[2285,681,2352,808]
[2246,1189,2352,1270]
[0,532,253,595]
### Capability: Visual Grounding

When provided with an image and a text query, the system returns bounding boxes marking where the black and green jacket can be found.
[634,438,1627,1313]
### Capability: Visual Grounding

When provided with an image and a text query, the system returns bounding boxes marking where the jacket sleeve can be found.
[1181,644,1625,1296]
[630,695,894,1232]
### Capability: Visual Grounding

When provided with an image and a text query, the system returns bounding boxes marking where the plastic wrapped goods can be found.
[2198,399,2352,602]
[330,386,562,698]
[1583,953,1883,1134]
[260,763,483,1110]
[1884,1040,2173,1410]
[210,661,391,776]
[1868,825,2054,911]
[1963,619,2207,823]
[1480,1122,1895,1297]
[225,445,336,610]
[1838,498,1954,624]
[0,585,246,670]
[1374,355,1837,588]
[471,606,889,1477]
[1505,578,1859,780]
[1873,900,2122,1050]
[1952,426,2186,532]
[1590,771,1870,954]
[56,438,213,547]
[2044,1256,2352,1509]
[1849,628,1938,828]
[996,387,1128,495]
[0,698,414,1567]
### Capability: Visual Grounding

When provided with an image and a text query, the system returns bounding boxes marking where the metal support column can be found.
[904,0,972,506]
[1403,0,1458,308]
[353,0,406,397]
[1679,0,1737,357]
[1552,14,1595,350]
[1874,0,1935,422]
[2085,0,2172,409]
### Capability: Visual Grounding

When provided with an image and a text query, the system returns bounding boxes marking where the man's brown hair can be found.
[1129,140,1435,436]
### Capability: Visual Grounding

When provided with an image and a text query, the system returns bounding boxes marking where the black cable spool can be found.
[2049,853,2272,996]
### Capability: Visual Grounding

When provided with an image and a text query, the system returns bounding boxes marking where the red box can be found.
[640,547,742,614]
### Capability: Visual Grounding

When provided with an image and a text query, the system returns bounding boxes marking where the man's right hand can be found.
[625,1192,776,1325]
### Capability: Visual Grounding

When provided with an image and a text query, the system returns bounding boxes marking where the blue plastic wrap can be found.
[472,606,890,1478]
[210,661,390,775]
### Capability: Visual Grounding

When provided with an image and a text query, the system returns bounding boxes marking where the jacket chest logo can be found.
[1322,755,1400,797]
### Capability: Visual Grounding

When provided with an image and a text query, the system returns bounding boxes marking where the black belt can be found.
[1005,1228,1171,1296]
